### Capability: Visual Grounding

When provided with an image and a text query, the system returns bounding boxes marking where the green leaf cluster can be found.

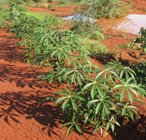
[134,27,146,53]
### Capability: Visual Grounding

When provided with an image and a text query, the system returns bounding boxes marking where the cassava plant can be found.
[7,3,145,137]
[133,27,146,53]
[8,3,64,47]
[130,62,146,91]
[25,27,145,135]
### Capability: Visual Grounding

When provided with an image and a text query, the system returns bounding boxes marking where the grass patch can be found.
[25,11,49,19]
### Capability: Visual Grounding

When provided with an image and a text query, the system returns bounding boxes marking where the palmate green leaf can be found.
[113,84,123,89]
[130,86,139,97]
[62,99,69,112]
[111,123,115,132]
[105,99,114,106]
[127,90,134,104]
[75,95,85,101]
[120,67,136,81]
[63,122,73,127]
[95,71,104,79]
[128,110,134,120]
[106,116,117,132]
[96,67,118,81]
[71,73,76,84]
[84,113,89,124]
[113,78,141,102]
[56,97,67,105]
[103,103,110,115]
[77,74,82,86]
[95,102,102,115]
[101,108,106,120]
[83,62,100,74]
[75,124,82,134]
[120,87,126,102]
[71,98,78,112]
[88,99,99,107]
[58,76,62,83]
[82,83,93,91]
[91,84,96,99]
[97,87,104,98]
[67,124,74,136]
[106,122,111,131]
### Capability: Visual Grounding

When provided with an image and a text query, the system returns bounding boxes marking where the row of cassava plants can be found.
[8,3,145,136]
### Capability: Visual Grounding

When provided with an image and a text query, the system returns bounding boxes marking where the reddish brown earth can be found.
[132,0,146,12]
[28,5,77,17]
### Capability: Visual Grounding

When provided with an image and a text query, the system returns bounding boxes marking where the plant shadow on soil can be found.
[0,30,64,137]
[113,115,146,140]
[0,62,51,89]
[0,90,63,137]
[0,57,64,137]
[0,33,25,63]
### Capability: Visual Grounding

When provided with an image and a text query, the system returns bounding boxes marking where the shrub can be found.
[85,42,108,56]
[77,0,131,18]
[71,16,104,42]
[133,27,146,53]
[130,62,146,90]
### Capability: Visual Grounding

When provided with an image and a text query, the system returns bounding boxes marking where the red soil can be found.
[28,5,77,17]
[132,0,146,12]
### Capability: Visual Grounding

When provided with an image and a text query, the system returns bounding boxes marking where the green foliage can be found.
[7,3,145,137]
[5,0,24,4]
[133,27,146,53]
[0,20,9,29]
[130,62,146,91]
[77,0,131,18]
[87,43,108,56]
[0,5,7,19]
[71,18,103,41]
[8,3,64,47]
[87,30,105,40]
[54,61,144,135]
[0,1,10,29]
